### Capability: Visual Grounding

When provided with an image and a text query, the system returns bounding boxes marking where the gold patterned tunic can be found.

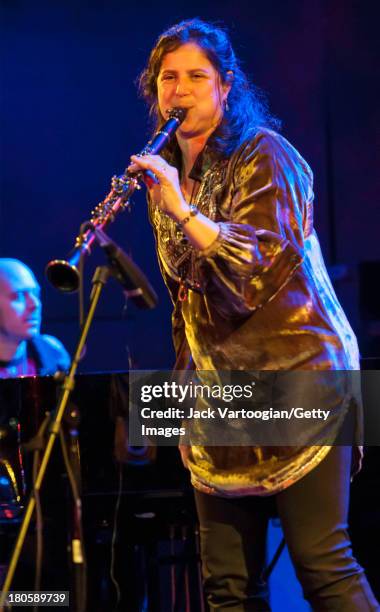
[149,128,360,496]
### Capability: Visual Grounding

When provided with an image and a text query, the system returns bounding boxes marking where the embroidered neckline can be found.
[153,158,229,292]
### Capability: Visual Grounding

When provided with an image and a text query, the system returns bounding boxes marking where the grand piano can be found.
[0,373,202,611]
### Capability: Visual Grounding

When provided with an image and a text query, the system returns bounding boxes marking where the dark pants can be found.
[194,446,380,611]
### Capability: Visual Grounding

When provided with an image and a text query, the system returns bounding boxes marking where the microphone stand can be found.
[0,233,157,610]
[61,401,85,612]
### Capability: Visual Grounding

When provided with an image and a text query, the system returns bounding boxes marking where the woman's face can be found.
[157,42,230,139]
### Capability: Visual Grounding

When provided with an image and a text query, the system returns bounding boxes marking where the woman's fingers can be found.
[128,156,163,189]
[128,154,184,218]
[129,155,172,183]
[127,161,140,173]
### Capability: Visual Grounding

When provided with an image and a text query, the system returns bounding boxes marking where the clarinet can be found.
[46,107,187,292]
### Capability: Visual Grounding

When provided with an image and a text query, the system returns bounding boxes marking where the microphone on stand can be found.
[94,227,158,309]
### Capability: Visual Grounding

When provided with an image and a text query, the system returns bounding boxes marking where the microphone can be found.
[94,227,158,309]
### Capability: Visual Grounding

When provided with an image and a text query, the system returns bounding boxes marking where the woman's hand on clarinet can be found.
[129,153,220,250]
[128,154,189,222]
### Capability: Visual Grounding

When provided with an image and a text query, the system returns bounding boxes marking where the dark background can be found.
[1,0,379,372]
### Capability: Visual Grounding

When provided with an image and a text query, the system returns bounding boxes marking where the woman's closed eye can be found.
[160,72,208,82]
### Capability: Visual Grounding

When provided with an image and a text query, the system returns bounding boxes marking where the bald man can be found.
[0,258,70,378]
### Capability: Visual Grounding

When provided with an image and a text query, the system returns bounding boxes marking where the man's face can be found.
[0,264,41,343]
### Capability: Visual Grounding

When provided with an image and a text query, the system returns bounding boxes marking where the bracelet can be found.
[177,204,199,228]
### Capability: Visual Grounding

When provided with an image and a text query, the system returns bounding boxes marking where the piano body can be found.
[0,373,202,611]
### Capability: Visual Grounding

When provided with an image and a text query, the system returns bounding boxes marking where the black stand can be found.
[61,401,85,612]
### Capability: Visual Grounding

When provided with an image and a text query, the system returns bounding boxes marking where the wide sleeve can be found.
[196,132,313,318]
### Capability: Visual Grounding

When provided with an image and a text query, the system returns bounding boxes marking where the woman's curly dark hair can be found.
[139,18,280,156]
